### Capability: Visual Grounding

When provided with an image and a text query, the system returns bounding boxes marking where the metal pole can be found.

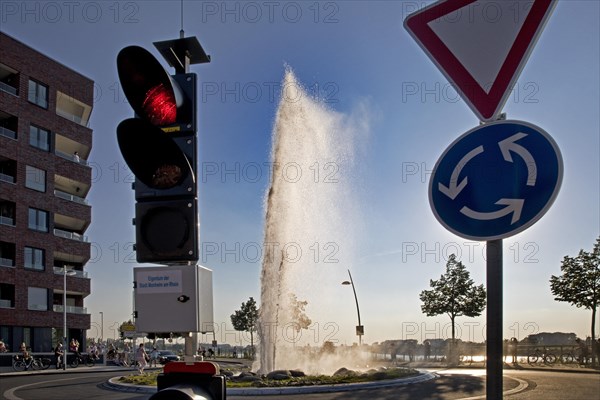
[347,269,362,346]
[63,268,67,371]
[486,239,503,399]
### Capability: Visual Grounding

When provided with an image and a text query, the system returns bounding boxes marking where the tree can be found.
[288,293,312,345]
[231,297,259,352]
[550,236,600,366]
[420,254,487,341]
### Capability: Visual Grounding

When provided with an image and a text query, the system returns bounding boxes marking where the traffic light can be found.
[149,361,225,400]
[116,40,208,264]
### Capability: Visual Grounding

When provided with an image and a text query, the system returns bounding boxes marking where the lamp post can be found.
[99,312,104,343]
[342,269,363,346]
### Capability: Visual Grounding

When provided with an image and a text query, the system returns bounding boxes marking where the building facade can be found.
[0,32,93,352]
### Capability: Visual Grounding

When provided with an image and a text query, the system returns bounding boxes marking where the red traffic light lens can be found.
[143,83,177,125]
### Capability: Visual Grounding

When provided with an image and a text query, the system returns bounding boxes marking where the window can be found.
[28,80,48,108]
[28,287,48,311]
[24,247,45,271]
[25,165,46,192]
[28,208,48,232]
[29,125,50,151]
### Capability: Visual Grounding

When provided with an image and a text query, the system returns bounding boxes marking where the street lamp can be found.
[62,267,76,370]
[99,312,104,343]
[341,269,364,346]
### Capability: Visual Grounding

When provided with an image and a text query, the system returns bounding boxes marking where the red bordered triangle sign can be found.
[404,0,556,121]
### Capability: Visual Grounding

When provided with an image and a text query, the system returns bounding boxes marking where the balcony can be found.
[0,172,15,184]
[0,82,17,96]
[0,126,16,140]
[0,257,15,267]
[0,299,13,308]
[0,216,14,226]
[53,228,88,243]
[56,91,92,128]
[0,64,19,96]
[54,189,89,206]
[53,266,88,279]
[55,150,89,166]
[53,304,87,314]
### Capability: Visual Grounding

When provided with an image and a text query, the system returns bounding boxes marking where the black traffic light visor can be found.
[117,46,183,125]
[117,118,194,190]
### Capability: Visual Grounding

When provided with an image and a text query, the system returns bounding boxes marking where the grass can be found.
[118,367,420,388]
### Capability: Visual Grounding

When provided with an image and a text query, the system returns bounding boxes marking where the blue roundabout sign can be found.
[429,120,563,241]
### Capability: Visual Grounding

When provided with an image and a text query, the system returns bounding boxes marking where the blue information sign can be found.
[429,120,563,241]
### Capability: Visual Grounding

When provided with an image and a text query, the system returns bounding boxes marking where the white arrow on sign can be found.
[439,145,484,199]
[461,198,524,224]
[499,132,537,186]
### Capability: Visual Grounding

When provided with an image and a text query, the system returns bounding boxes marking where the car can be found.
[157,350,180,364]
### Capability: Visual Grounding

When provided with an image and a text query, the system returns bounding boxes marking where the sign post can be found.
[405,2,559,398]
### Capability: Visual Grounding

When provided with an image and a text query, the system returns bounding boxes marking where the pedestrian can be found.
[135,343,148,374]
[0,339,7,353]
[54,342,64,369]
[150,347,160,368]
[576,338,589,365]
[73,151,80,162]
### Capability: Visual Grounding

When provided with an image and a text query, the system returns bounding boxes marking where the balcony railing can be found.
[53,266,88,279]
[53,228,88,243]
[0,257,15,267]
[54,189,89,206]
[0,173,15,184]
[56,108,89,127]
[0,82,18,96]
[53,304,87,314]
[0,126,17,140]
[0,299,13,308]
[0,216,15,226]
[55,150,89,166]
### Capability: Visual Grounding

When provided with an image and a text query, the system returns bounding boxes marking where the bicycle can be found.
[12,355,44,371]
[69,353,95,368]
[527,347,557,365]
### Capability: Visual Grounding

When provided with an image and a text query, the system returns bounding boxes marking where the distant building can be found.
[522,332,578,346]
[0,32,93,352]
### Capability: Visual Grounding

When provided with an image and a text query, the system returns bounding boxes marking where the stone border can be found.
[106,370,438,396]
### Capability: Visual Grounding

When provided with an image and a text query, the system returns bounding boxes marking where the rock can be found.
[289,369,306,377]
[333,367,357,377]
[266,370,291,380]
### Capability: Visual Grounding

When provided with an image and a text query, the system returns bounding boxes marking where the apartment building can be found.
[0,32,93,352]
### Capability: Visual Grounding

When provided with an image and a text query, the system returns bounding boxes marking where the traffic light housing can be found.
[149,361,226,400]
[116,43,207,264]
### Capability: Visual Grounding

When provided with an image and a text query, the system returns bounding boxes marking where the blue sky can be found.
[2,0,598,345]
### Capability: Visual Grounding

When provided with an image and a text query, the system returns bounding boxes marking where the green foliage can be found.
[419,254,486,339]
[550,237,600,311]
[231,297,259,347]
[550,236,599,366]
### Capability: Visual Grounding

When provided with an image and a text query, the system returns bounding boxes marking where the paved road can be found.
[1,368,598,399]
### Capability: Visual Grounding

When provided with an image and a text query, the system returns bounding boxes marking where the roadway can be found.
[1,368,598,399]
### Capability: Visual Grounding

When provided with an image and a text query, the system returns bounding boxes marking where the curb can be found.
[105,370,439,396]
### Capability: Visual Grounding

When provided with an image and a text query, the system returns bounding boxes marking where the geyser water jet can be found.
[257,67,368,374]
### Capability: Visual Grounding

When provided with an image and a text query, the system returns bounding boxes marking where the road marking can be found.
[3,376,86,400]
[458,375,529,400]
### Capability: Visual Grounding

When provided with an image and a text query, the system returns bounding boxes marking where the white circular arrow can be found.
[438,133,538,224]
[461,198,525,225]
[438,145,484,200]
[498,132,537,186]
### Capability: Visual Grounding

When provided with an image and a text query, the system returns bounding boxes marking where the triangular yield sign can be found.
[404,0,556,122]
